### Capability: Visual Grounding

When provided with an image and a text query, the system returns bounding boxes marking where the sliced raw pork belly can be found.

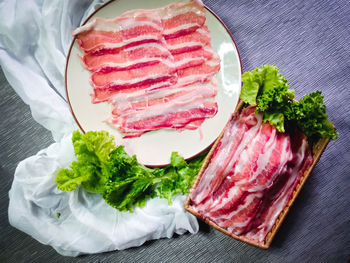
[166,26,211,55]
[172,47,215,70]
[82,42,171,73]
[90,60,176,90]
[177,56,221,86]
[161,1,206,38]
[73,11,163,55]
[190,107,260,205]
[110,80,217,116]
[245,129,313,242]
[92,78,176,103]
[107,99,218,138]
[107,81,218,138]
[189,106,313,241]
[72,0,220,137]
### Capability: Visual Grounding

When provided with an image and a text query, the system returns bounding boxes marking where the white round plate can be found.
[65,0,242,166]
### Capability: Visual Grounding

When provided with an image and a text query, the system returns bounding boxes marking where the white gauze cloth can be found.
[0,0,199,257]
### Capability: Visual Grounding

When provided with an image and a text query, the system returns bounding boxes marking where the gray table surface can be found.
[1,0,349,262]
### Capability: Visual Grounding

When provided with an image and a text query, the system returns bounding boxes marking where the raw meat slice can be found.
[195,123,266,213]
[90,60,176,90]
[107,100,218,138]
[111,80,217,117]
[193,114,276,214]
[161,1,206,38]
[189,107,313,239]
[216,192,263,235]
[245,129,313,241]
[82,42,171,73]
[242,133,292,192]
[172,47,214,70]
[204,185,245,217]
[177,56,221,86]
[111,97,216,128]
[73,0,220,137]
[190,107,260,205]
[92,79,175,103]
[110,78,213,104]
[73,12,163,54]
[92,59,219,103]
[227,123,276,184]
[166,26,211,54]
[73,1,206,53]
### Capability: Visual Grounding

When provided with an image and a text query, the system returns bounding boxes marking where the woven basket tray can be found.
[184,101,331,249]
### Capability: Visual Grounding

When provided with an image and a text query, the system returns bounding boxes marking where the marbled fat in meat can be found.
[189,107,313,241]
[72,0,220,137]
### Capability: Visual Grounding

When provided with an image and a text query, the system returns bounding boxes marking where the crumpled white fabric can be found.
[0,0,198,256]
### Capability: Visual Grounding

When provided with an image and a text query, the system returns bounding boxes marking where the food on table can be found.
[240,65,337,140]
[72,0,220,138]
[187,65,337,243]
[56,130,205,212]
[189,106,313,241]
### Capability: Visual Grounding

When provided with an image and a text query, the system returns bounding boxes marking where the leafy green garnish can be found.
[241,65,337,139]
[102,146,159,211]
[56,130,114,193]
[285,91,337,140]
[56,131,205,212]
[103,148,204,211]
[155,151,205,203]
[241,65,294,110]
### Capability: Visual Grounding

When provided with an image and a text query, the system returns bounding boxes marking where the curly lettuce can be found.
[56,131,205,212]
[56,130,115,193]
[285,91,337,140]
[103,149,204,211]
[241,65,337,139]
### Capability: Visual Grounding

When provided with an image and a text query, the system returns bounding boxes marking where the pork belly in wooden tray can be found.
[185,102,331,249]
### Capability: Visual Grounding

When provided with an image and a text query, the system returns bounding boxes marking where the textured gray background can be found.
[1,0,349,262]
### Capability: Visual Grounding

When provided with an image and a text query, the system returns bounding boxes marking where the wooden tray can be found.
[184,101,331,249]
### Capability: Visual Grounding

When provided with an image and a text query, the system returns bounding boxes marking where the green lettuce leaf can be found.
[286,91,337,140]
[156,151,206,203]
[241,67,263,106]
[263,112,285,133]
[56,131,207,212]
[104,148,205,211]
[102,145,159,211]
[56,130,115,193]
[170,152,187,169]
[240,65,336,139]
[56,168,87,192]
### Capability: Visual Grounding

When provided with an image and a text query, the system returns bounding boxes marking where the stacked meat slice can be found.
[73,0,220,138]
[189,107,313,241]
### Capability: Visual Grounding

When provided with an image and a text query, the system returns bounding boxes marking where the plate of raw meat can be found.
[65,0,242,166]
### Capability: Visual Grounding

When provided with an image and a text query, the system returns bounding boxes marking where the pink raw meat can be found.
[245,129,313,241]
[161,1,206,38]
[82,42,171,73]
[190,107,260,205]
[172,47,214,70]
[189,106,313,239]
[177,56,221,86]
[73,11,163,54]
[90,61,176,90]
[216,192,263,235]
[110,80,217,117]
[166,26,211,55]
[107,100,218,138]
[92,78,176,103]
[73,0,220,137]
